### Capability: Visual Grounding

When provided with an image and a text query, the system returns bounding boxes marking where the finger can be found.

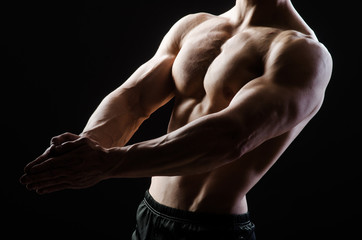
[24,145,56,173]
[36,180,95,194]
[50,132,80,146]
[20,173,29,184]
[20,168,66,185]
[25,133,81,173]
[52,137,90,155]
[28,157,66,174]
[36,183,71,195]
[26,176,67,192]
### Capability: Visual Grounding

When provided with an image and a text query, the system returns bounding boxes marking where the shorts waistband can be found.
[143,190,251,225]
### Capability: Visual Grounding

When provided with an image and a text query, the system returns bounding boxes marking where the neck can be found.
[236,0,288,8]
[231,0,290,25]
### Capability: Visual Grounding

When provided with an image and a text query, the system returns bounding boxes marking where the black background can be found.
[2,0,361,239]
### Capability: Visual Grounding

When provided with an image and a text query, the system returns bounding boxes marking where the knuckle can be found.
[50,136,59,145]
[79,137,90,144]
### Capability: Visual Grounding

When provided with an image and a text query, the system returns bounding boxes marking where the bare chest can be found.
[172,21,276,105]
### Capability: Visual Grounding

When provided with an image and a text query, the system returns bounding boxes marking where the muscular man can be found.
[20,0,332,239]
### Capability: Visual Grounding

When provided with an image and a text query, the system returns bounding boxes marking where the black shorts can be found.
[132,191,256,240]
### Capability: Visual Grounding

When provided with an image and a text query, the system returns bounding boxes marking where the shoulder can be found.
[265,30,333,87]
[177,12,212,24]
[268,30,333,70]
[174,12,213,30]
[156,12,214,56]
[270,30,331,60]
[168,12,213,45]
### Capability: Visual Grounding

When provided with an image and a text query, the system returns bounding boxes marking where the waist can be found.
[144,190,251,225]
[150,174,249,214]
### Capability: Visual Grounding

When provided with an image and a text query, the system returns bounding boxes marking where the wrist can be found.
[103,147,127,179]
[80,131,114,148]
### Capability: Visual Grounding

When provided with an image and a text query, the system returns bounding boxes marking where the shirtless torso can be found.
[149,3,327,214]
[150,16,295,214]
[21,0,332,218]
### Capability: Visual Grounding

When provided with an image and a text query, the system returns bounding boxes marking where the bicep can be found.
[224,78,317,145]
[109,15,204,116]
[113,55,175,118]
[110,14,211,116]
[109,22,184,116]
[220,36,332,151]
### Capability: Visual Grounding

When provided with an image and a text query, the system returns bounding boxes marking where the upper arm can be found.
[223,32,332,152]
[114,13,209,117]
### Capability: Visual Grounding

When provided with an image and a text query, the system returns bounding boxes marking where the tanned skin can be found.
[20,0,332,215]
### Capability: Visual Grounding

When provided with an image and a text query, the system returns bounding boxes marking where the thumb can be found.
[50,132,81,146]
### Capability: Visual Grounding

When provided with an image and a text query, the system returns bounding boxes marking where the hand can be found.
[20,132,111,194]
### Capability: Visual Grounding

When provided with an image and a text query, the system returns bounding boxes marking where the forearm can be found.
[106,113,243,178]
[82,88,147,148]
[103,82,318,178]
[81,56,174,148]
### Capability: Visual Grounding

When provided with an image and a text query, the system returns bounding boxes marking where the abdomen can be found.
[149,125,306,214]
